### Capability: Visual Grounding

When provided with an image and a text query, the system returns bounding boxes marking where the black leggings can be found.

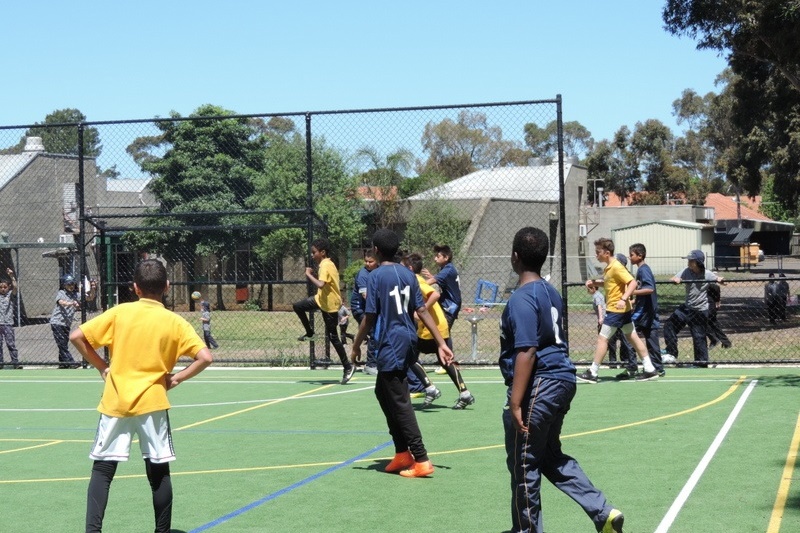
[293,297,350,368]
[86,459,172,533]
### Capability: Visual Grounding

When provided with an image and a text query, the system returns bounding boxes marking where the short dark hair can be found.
[403,253,424,274]
[134,259,167,295]
[513,227,548,273]
[629,243,646,259]
[372,229,399,260]
[311,238,332,256]
[433,244,453,262]
[363,249,377,260]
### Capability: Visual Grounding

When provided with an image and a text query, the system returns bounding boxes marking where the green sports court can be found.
[2,366,798,532]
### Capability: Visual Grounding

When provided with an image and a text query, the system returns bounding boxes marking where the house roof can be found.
[703,192,771,221]
[612,219,712,232]
[409,163,573,202]
[106,178,152,193]
[0,152,39,191]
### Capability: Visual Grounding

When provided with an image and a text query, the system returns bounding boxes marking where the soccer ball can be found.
[191,291,202,301]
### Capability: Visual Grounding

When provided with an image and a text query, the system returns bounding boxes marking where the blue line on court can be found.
[189,440,393,532]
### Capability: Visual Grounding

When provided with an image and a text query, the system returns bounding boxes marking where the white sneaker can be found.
[363,365,378,376]
[661,353,677,364]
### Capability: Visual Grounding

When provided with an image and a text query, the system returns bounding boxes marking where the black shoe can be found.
[576,370,598,384]
[58,363,80,369]
[615,369,636,380]
[12,364,22,369]
[721,342,732,349]
[314,358,333,368]
[635,370,659,382]
[297,333,316,342]
[341,366,356,385]
[708,342,719,350]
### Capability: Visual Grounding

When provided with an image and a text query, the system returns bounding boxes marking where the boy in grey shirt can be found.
[663,250,723,367]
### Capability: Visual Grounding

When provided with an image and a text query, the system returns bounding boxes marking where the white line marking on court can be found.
[0,385,375,412]
[654,379,758,533]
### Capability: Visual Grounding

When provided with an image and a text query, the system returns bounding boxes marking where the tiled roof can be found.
[704,193,771,221]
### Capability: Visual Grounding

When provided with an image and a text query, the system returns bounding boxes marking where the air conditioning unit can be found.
[578,224,588,237]
[59,234,74,244]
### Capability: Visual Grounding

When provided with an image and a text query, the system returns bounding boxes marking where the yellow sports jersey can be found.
[314,257,342,313]
[603,259,634,313]
[416,274,449,340]
[79,298,207,417]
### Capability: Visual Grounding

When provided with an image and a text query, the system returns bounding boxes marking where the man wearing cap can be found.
[663,250,724,368]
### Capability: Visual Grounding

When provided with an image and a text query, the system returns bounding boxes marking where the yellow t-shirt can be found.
[603,259,634,314]
[314,257,342,313]
[79,298,207,417]
[416,274,449,340]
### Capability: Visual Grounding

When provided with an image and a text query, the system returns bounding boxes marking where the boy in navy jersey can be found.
[500,227,623,533]
[421,244,462,327]
[351,229,453,478]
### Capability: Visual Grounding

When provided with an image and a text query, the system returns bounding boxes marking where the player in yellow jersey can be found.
[70,259,212,533]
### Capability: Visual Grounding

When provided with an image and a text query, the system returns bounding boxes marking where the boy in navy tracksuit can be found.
[350,229,453,478]
[500,227,623,533]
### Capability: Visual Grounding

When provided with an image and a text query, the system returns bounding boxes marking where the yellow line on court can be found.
[174,383,335,431]
[1,377,747,484]
[767,409,800,533]
[565,375,746,439]
[0,440,66,454]
[426,376,748,457]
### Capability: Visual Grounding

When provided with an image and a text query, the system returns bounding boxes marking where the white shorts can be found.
[89,410,176,464]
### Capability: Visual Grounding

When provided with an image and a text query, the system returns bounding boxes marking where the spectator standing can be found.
[778,273,790,321]
[50,274,96,369]
[200,300,219,349]
[0,268,21,369]
[663,250,724,368]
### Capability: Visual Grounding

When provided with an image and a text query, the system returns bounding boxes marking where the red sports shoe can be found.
[384,451,414,473]
[399,460,434,478]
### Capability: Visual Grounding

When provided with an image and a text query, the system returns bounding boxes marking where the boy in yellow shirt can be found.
[578,238,658,383]
[404,253,475,410]
[293,237,355,384]
[69,259,212,533]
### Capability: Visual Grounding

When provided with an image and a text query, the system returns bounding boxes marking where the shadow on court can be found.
[754,374,800,387]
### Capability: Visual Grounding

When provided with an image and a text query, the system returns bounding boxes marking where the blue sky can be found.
[1,1,727,143]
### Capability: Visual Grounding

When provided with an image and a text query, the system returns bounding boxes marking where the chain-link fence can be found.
[2,100,798,368]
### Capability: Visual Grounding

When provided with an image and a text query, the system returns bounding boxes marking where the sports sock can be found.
[86,460,118,532]
[444,363,468,392]
[642,356,655,373]
[145,459,173,533]
[590,362,599,375]
[425,385,437,393]
[411,362,433,388]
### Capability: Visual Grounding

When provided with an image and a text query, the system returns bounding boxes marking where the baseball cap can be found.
[615,253,628,267]
[684,250,705,264]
